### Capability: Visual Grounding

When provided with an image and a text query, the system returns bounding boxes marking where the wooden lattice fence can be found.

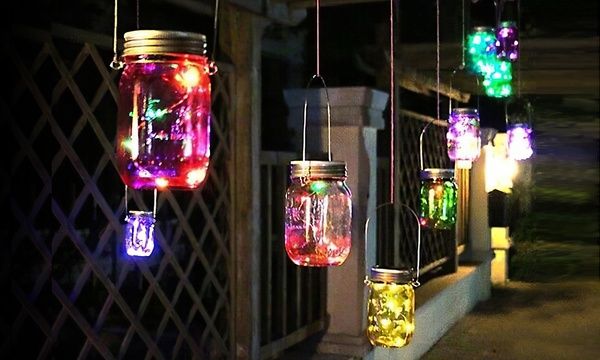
[2,25,234,359]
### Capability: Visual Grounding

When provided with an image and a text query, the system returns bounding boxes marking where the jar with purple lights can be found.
[447,108,481,169]
[284,161,352,267]
[496,21,519,61]
[506,98,534,160]
[116,30,212,190]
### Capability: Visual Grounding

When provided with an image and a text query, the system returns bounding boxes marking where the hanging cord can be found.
[136,0,140,29]
[301,0,331,162]
[124,185,128,213]
[211,0,220,63]
[302,75,332,161]
[418,0,441,170]
[364,202,422,287]
[316,0,321,76]
[153,189,158,217]
[389,0,395,203]
[109,0,124,70]
[461,0,466,67]
[517,0,521,98]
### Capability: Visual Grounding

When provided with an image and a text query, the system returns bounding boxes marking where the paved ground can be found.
[421,280,600,360]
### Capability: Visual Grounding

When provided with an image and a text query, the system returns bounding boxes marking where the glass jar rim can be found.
[420,168,455,180]
[123,30,207,56]
[369,267,413,284]
[290,160,347,179]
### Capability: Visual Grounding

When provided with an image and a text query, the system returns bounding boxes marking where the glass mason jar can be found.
[284,161,352,267]
[466,26,496,75]
[496,21,519,61]
[116,30,212,190]
[419,169,458,230]
[506,98,534,160]
[447,108,481,169]
[366,267,415,348]
[124,210,155,257]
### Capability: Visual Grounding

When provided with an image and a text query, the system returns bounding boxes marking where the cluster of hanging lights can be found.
[110,0,219,257]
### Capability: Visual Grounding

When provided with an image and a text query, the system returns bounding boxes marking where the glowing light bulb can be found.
[177,66,201,88]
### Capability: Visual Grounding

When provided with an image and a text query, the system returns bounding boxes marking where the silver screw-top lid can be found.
[472,26,495,33]
[420,168,455,180]
[451,108,479,116]
[290,161,347,179]
[123,30,207,56]
[499,20,517,28]
[369,267,413,284]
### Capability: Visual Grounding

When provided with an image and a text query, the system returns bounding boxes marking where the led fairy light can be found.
[284,0,352,267]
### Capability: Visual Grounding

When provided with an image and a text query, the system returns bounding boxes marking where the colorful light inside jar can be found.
[466,26,497,76]
[506,98,534,160]
[284,161,352,267]
[482,59,513,98]
[419,169,458,230]
[507,124,533,160]
[366,267,415,348]
[115,30,212,190]
[447,108,481,169]
[496,21,519,61]
[124,211,156,257]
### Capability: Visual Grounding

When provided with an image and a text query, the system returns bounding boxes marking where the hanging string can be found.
[517,0,521,98]
[316,0,321,75]
[211,0,220,62]
[124,185,128,213]
[389,0,395,203]
[461,0,466,67]
[436,0,440,123]
[109,0,124,70]
[418,0,441,170]
[136,0,140,29]
[153,189,158,216]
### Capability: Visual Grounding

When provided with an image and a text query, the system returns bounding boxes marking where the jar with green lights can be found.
[116,30,213,190]
[466,26,496,76]
[419,169,458,230]
[366,267,415,348]
[284,161,352,267]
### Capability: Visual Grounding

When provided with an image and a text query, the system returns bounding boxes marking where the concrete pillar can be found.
[461,128,493,295]
[284,87,388,358]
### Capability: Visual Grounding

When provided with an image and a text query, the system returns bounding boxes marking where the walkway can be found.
[421,280,600,359]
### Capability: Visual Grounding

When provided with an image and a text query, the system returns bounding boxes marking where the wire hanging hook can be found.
[302,75,332,162]
[364,202,422,287]
[109,0,124,70]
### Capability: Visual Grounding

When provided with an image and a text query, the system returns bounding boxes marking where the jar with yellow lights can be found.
[366,267,415,348]
[116,30,213,190]
[419,169,458,230]
[284,161,352,267]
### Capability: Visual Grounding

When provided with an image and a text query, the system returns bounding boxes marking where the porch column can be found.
[284,87,388,358]
[222,5,269,359]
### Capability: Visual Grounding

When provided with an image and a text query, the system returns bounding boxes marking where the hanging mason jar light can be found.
[506,98,534,160]
[124,210,156,256]
[366,267,415,348]
[466,26,497,76]
[496,21,519,61]
[447,108,482,169]
[482,59,513,98]
[419,169,458,230]
[115,30,214,190]
[285,161,352,266]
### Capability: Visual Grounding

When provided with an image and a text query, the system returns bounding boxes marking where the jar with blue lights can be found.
[419,169,457,230]
[366,267,415,348]
[284,161,352,266]
[116,30,213,190]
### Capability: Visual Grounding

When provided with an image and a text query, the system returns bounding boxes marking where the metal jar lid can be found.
[472,26,495,34]
[499,20,517,28]
[451,108,479,116]
[369,267,413,284]
[123,30,207,56]
[290,161,347,179]
[420,168,455,180]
